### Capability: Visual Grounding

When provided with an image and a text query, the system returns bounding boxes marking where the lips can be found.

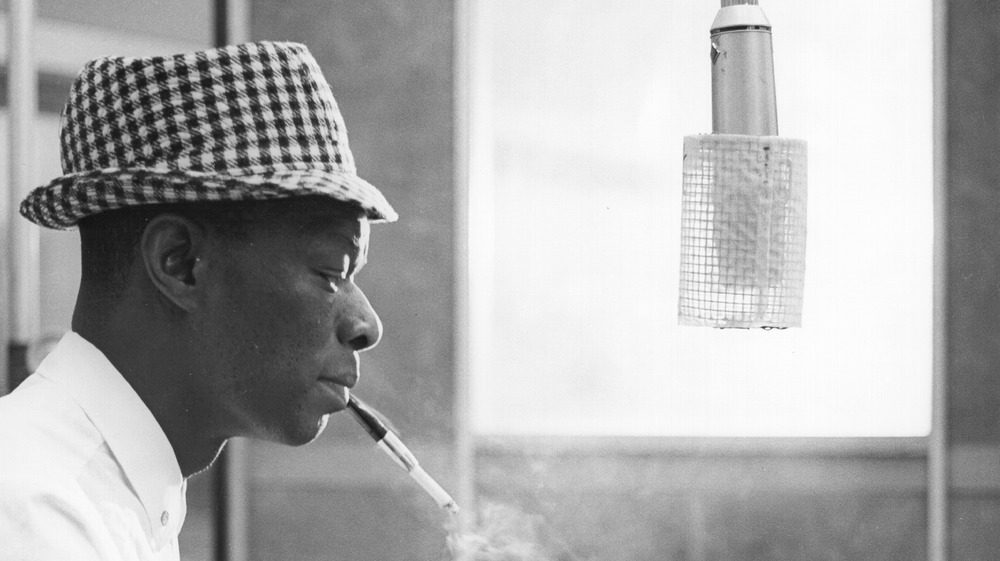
[318,378,350,410]
[318,353,359,411]
[320,366,358,388]
[318,366,358,408]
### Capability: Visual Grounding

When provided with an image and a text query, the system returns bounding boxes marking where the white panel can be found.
[469,0,934,437]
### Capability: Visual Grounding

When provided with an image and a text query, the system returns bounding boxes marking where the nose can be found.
[336,284,383,352]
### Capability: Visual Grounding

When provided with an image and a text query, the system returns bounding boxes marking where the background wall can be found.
[253,0,456,440]
[247,2,459,560]
[946,0,1000,558]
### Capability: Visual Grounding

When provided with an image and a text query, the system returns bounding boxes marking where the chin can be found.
[281,413,330,446]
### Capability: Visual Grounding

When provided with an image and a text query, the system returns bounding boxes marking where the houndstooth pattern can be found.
[21,41,397,230]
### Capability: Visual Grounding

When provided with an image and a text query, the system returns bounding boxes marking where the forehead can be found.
[226,198,370,255]
[293,202,368,236]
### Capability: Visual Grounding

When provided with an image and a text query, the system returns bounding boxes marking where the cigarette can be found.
[347,394,460,515]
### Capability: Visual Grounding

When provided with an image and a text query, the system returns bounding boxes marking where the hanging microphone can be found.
[679,0,807,329]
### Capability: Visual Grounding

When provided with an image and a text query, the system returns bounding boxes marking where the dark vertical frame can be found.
[212,4,251,561]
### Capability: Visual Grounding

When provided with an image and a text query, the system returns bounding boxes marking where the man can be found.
[0,41,396,559]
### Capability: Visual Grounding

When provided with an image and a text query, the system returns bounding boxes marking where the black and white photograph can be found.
[0,0,977,560]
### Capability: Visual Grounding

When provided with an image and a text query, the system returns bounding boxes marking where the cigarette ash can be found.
[444,502,586,561]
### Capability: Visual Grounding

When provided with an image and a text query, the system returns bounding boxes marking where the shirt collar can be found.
[36,331,187,546]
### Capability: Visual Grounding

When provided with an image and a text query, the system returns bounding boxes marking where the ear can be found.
[140,213,207,313]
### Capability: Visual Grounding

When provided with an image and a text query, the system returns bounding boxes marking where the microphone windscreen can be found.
[679,134,807,328]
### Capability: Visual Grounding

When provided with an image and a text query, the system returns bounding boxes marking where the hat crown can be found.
[21,41,397,230]
[59,41,356,177]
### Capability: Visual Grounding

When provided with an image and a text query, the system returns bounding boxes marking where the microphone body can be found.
[710,3,778,135]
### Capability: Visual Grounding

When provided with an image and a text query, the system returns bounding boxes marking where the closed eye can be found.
[319,270,348,293]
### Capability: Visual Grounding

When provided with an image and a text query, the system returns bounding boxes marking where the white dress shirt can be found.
[0,332,187,560]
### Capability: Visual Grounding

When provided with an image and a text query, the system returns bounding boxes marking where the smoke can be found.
[444,502,586,561]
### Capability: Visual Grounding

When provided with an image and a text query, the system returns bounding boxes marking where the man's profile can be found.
[0,41,395,560]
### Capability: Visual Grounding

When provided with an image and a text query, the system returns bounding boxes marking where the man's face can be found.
[196,199,382,445]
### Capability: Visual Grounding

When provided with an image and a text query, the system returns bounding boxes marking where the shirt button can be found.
[161,511,170,526]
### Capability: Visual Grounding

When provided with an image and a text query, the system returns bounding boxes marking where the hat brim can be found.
[20,167,398,230]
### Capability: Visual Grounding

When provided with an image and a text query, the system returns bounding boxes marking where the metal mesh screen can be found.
[679,134,807,328]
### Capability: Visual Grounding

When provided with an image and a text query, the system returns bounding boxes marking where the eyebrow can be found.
[327,231,360,247]
[328,232,367,275]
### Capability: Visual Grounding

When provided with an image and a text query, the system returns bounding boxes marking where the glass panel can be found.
[469,0,933,437]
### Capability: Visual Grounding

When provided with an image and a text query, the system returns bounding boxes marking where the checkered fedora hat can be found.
[20,41,397,230]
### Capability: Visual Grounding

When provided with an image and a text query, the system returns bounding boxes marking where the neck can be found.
[73,292,228,478]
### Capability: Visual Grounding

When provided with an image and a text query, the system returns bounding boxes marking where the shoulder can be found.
[0,472,89,520]
[0,474,112,560]
[0,374,103,479]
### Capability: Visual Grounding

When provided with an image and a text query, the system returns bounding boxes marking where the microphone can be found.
[679,0,808,329]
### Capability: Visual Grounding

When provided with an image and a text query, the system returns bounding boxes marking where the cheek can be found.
[213,275,335,374]
[262,287,335,351]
